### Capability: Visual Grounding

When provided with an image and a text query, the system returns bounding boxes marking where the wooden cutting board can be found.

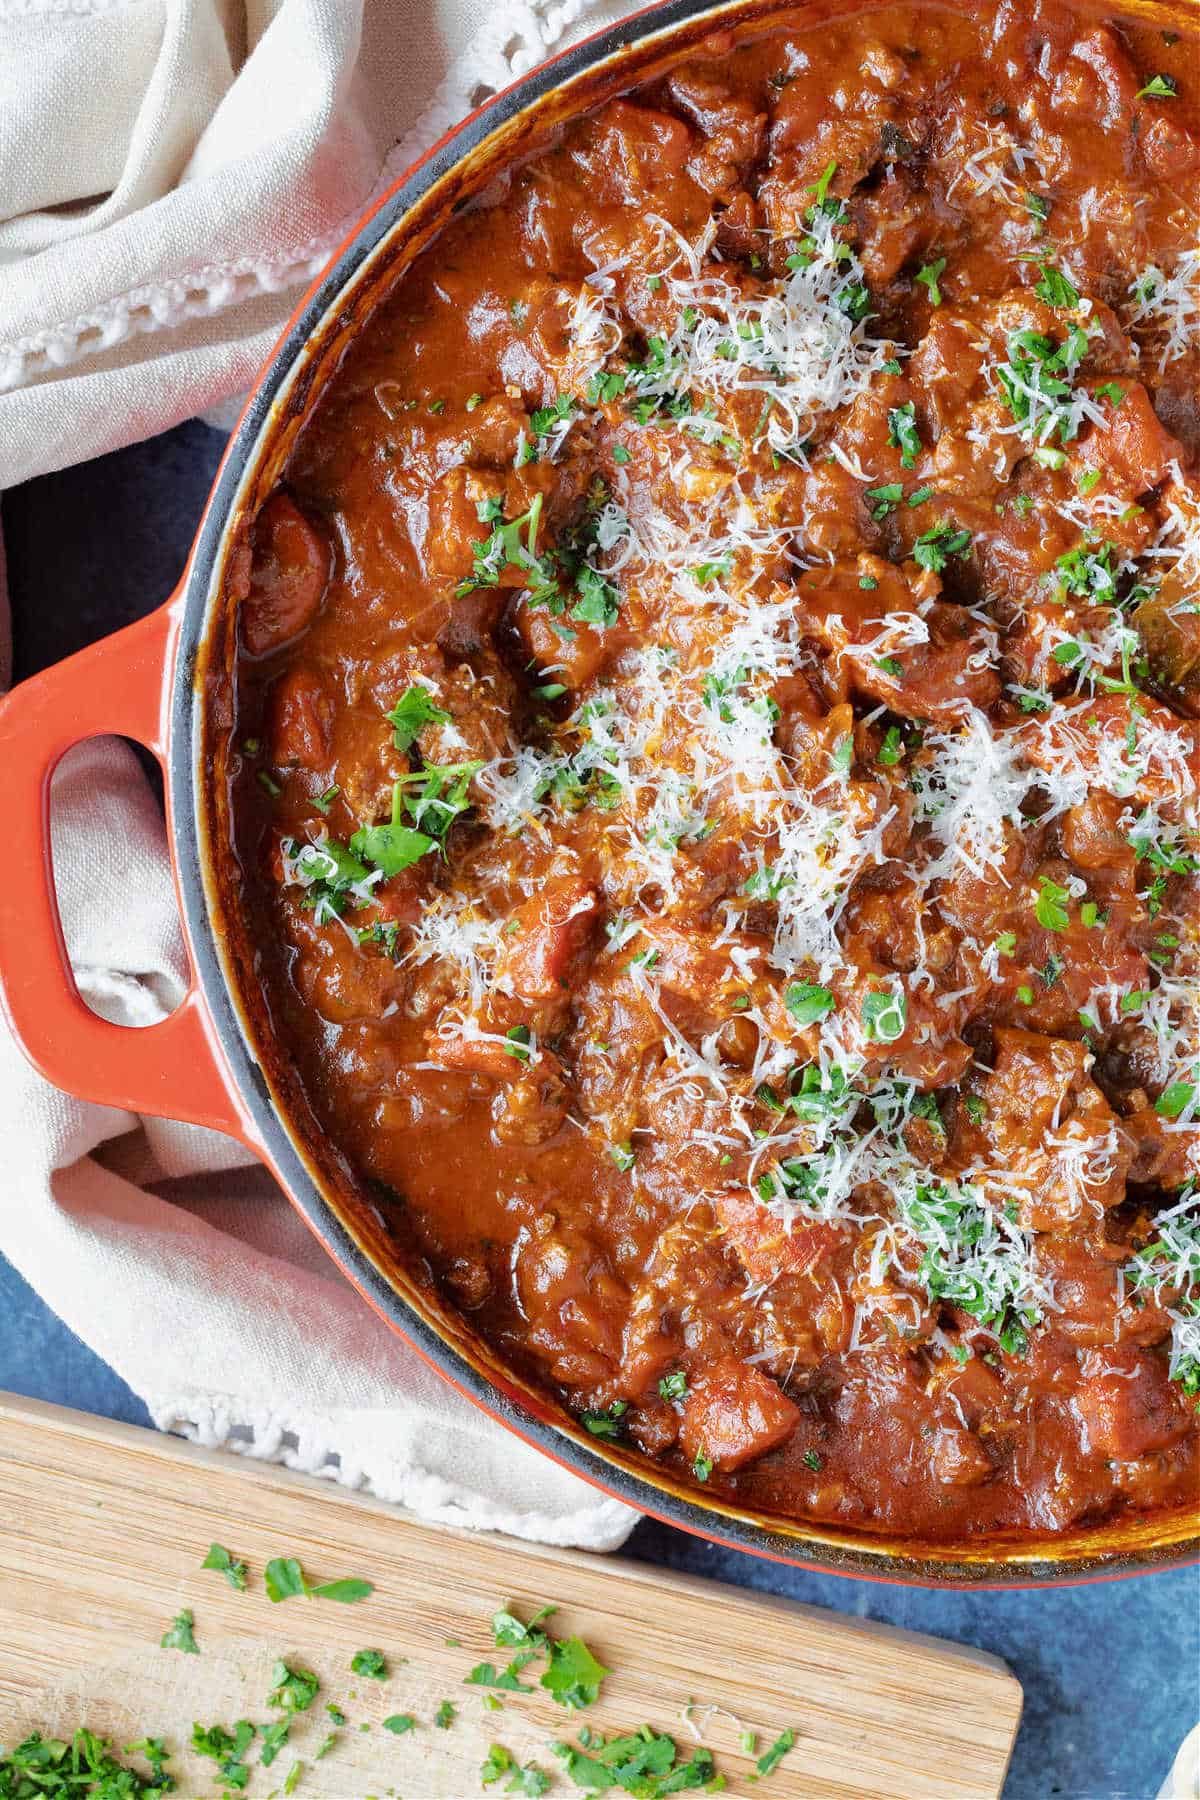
[0,1395,1021,1798]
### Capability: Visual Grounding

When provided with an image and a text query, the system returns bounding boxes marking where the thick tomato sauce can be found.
[226,0,1200,1538]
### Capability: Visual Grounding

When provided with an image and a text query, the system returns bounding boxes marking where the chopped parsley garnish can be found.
[1125,1206,1200,1393]
[996,323,1089,444]
[383,1714,416,1734]
[785,982,836,1026]
[809,158,838,209]
[659,1370,689,1400]
[802,1449,823,1471]
[263,1556,373,1603]
[589,370,627,404]
[1054,539,1117,603]
[159,1609,199,1654]
[887,402,921,468]
[260,1719,291,1769]
[861,988,907,1043]
[693,556,734,587]
[481,1744,551,1795]
[914,256,947,305]
[913,522,971,572]
[1032,261,1079,309]
[345,786,436,876]
[350,760,483,878]
[866,482,904,519]
[878,724,904,766]
[504,1023,533,1065]
[202,1542,248,1590]
[1040,951,1064,988]
[693,1451,714,1482]
[435,1701,457,1729]
[553,1727,717,1797]
[386,685,451,751]
[351,1649,388,1679]
[581,1401,628,1439]
[466,1659,535,1694]
[1026,192,1051,224]
[756,1727,797,1778]
[900,1178,1038,1352]
[269,1660,321,1713]
[1156,1082,1196,1120]
[1,1733,173,1798]
[192,1721,255,1791]
[835,281,872,322]
[542,1637,611,1711]
[518,394,576,465]
[458,494,553,597]
[1034,876,1070,932]
[1137,73,1177,97]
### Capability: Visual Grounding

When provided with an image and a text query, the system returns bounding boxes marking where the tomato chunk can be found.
[680,1357,800,1472]
[495,878,602,1005]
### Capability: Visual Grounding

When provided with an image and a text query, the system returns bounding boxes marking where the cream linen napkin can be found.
[0,0,642,1548]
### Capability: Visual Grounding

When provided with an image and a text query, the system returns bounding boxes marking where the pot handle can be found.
[0,599,252,1144]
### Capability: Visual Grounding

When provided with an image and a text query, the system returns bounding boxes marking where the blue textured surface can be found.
[3,424,1198,1798]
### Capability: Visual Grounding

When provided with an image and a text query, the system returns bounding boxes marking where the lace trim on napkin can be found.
[156,1391,636,1548]
[0,0,604,394]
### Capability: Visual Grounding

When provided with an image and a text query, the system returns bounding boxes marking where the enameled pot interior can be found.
[176,0,1200,1584]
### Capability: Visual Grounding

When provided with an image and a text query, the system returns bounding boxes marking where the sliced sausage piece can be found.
[679,1356,800,1472]
[242,492,332,658]
[1073,1348,1191,1461]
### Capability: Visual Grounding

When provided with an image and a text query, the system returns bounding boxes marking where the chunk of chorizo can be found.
[241,492,332,658]
[267,666,334,771]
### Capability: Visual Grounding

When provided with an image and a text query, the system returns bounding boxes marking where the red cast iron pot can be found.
[1,0,1197,1587]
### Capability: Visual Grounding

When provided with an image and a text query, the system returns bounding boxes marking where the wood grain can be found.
[0,1395,1021,1798]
